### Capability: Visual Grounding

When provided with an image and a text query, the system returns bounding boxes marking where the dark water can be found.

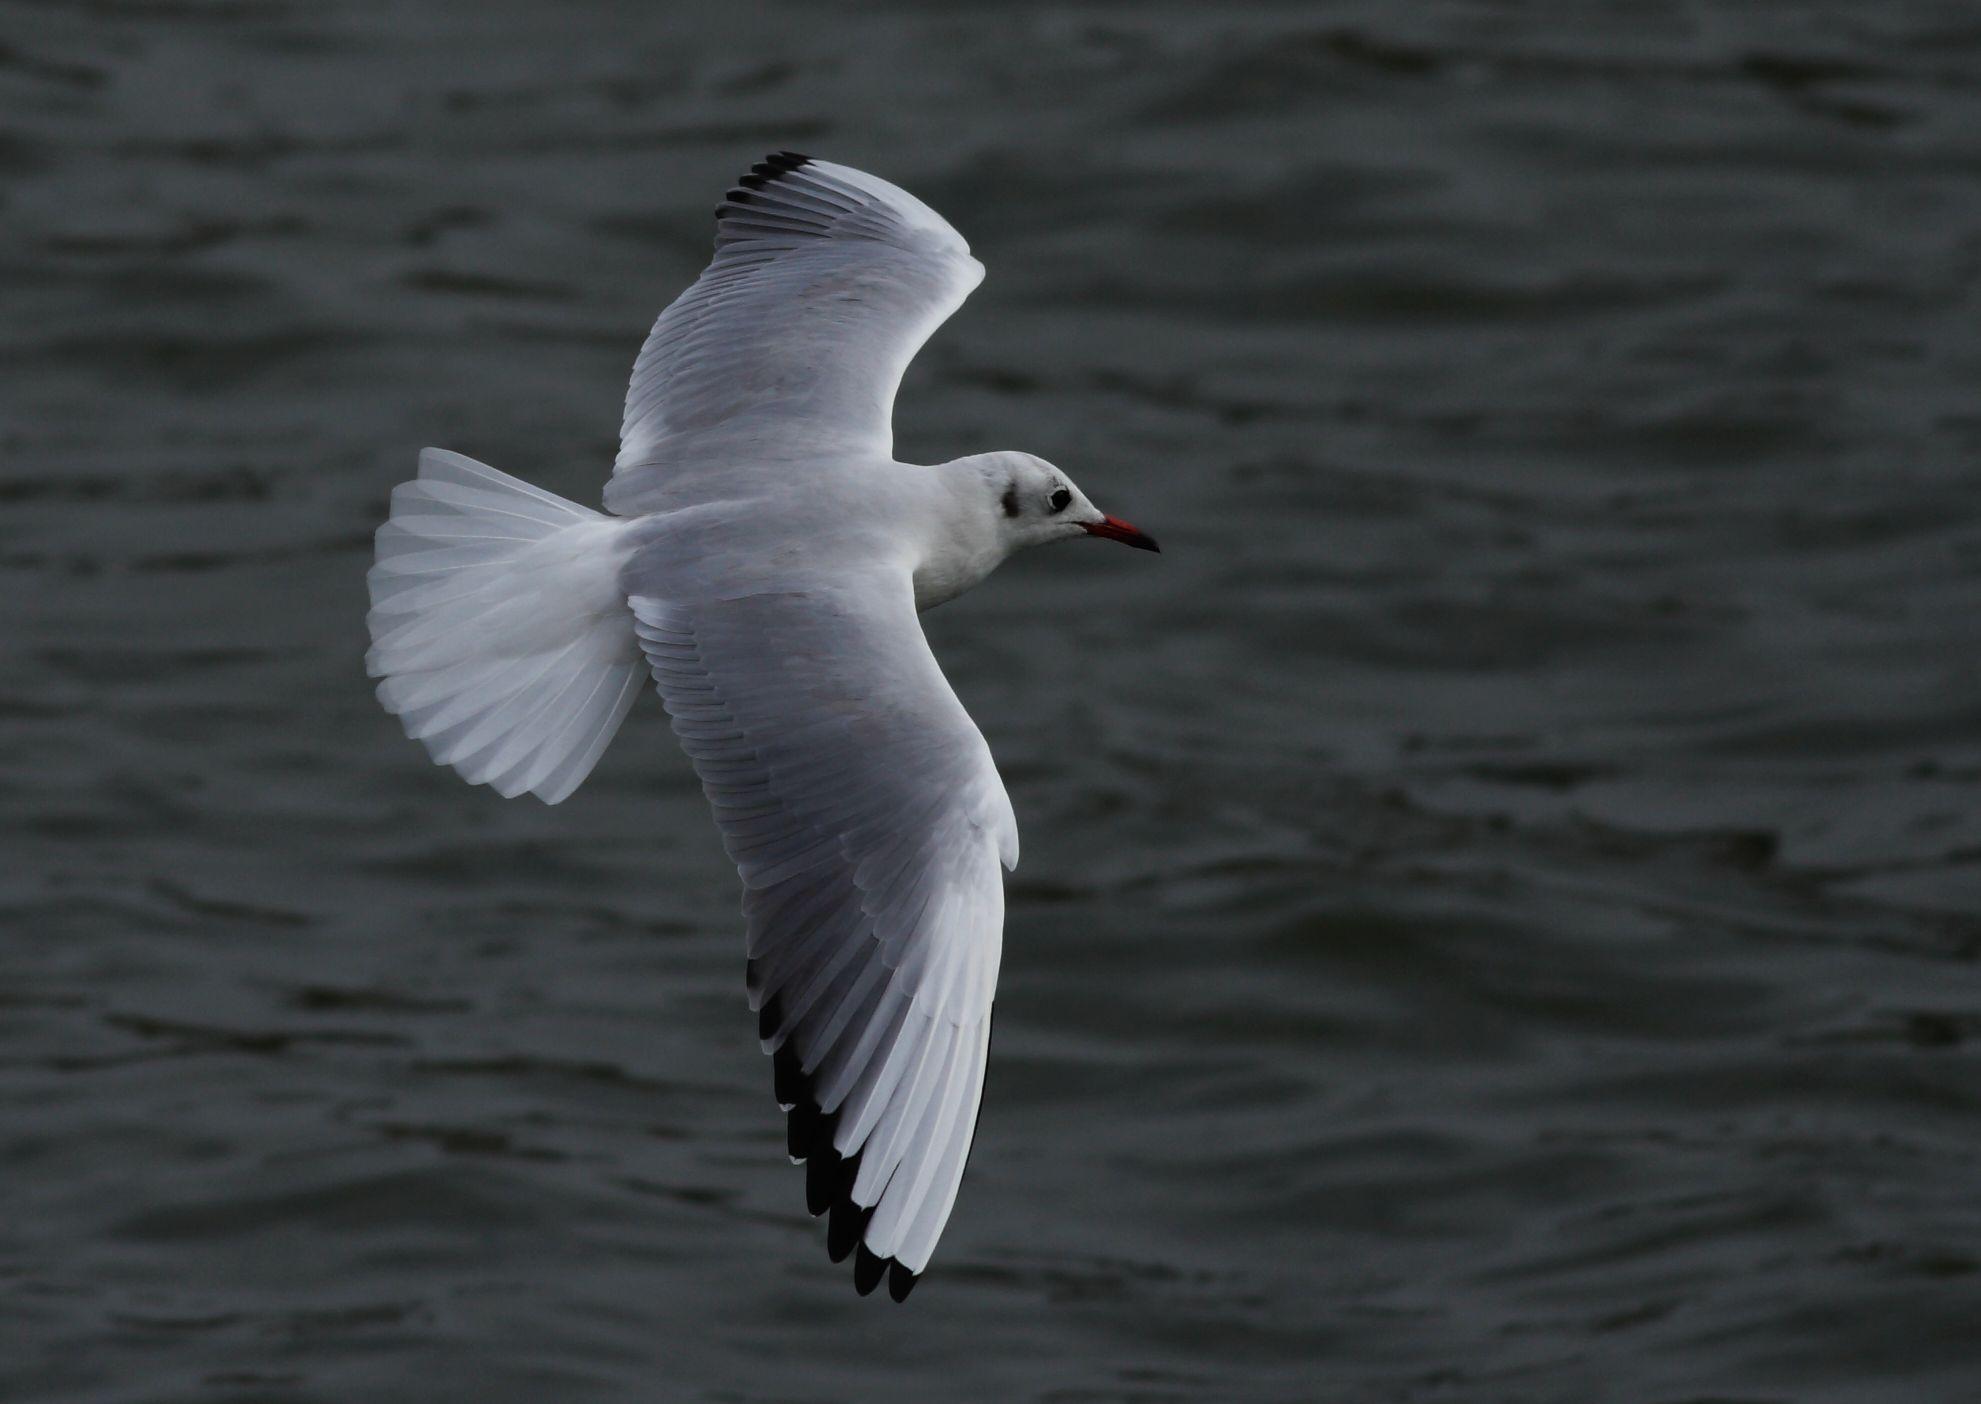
[6,1,1981,1399]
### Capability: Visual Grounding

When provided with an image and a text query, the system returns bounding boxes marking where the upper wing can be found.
[607,153,985,515]
[625,549,1016,1300]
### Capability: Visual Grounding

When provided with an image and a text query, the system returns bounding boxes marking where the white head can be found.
[969,451,1160,556]
[912,451,1158,612]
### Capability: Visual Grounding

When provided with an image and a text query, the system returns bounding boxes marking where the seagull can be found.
[364,152,1159,1301]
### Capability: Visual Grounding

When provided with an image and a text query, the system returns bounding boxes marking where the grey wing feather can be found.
[609,154,984,515]
[627,553,1015,1293]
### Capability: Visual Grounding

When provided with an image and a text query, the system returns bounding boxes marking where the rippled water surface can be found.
[6,2,1981,1400]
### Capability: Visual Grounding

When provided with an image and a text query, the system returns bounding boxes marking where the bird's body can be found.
[365,153,1155,1301]
[619,452,1019,613]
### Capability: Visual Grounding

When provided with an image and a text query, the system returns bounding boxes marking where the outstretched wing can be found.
[626,550,1016,1300]
[608,153,984,515]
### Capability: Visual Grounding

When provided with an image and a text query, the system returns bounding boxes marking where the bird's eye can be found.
[1048,487,1072,513]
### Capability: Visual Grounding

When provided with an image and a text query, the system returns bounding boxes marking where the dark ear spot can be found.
[1000,483,1020,518]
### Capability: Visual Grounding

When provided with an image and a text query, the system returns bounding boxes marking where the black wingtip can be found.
[771,1041,803,1107]
[757,973,917,1301]
[750,152,809,182]
[787,1099,821,1162]
[735,150,810,198]
[804,1144,851,1216]
[853,1244,886,1296]
[827,1198,870,1262]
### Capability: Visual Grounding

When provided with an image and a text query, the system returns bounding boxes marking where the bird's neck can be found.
[908,457,1010,613]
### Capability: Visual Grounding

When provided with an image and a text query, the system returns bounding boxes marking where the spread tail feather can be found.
[365,448,643,804]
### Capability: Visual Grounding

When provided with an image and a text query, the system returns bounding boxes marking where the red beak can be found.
[1082,514,1161,553]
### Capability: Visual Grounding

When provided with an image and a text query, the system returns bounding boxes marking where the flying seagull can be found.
[364,152,1159,1301]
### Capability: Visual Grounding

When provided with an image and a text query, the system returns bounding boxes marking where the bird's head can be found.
[980,452,1159,555]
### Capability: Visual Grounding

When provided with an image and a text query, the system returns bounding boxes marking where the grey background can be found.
[5,1,1980,1400]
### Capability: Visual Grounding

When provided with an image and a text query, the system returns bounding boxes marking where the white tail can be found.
[365,448,644,804]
